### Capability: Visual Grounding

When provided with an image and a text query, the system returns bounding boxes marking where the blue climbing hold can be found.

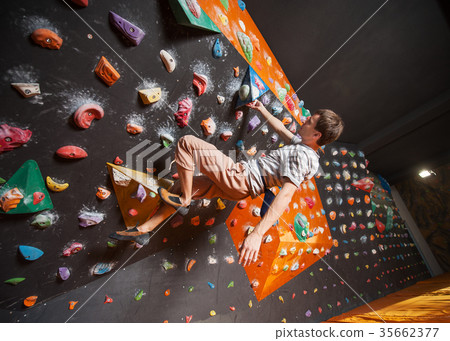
[299,100,304,108]
[212,38,222,58]
[272,106,282,115]
[238,0,246,11]
[19,245,44,261]
[207,281,215,289]
[93,262,113,275]
[236,140,244,150]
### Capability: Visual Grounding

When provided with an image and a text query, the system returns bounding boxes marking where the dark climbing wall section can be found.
[0,0,430,322]
[0,0,298,312]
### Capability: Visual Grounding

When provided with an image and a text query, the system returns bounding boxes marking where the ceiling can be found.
[245,0,450,184]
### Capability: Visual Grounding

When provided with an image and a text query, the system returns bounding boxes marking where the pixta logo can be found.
[125,140,173,181]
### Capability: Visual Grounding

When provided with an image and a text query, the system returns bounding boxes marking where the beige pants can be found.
[171,135,251,201]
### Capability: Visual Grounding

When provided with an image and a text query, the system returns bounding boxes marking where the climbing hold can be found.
[271,134,278,143]
[248,300,252,308]
[218,14,228,25]
[220,131,233,141]
[202,199,211,207]
[185,315,192,323]
[159,50,176,73]
[205,217,215,226]
[62,242,83,256]
[174,98,192,128]
[212,38,222,58]
[236,32,253,62]
[271,106,282,115]
[193,72,208,96]
[233,66,239,77]
[31,210,57,228]
[238,0,246,11]
[56,146,87,159]
[73,103,104,129]
[31,28,62,49]
[207,282,215,289]
[0,124,32,154]
[227,281,234,288]
[109,11,145,46]
[32,192,45,205]
[164,289,170,296]
[247,115,261,132]
[247,146,257,156]
[128,208,138,216]
[46,176,68,192]
[126,123,143,135]
[304,197,314,209]
[19,245,44,261]
[70,0,88,6]
[172,173,179,179]
[188,286,194,292]
[351,177,374,192]
[4,277,25,285]
[11,83,41,98]
[190,216,200,226]
[217,95,225,104]
[68,301,78,310]
[78,211,104,227]
[235,110,243,120]
[58,267,70,281]
[252,207,260,216]
[248,32,260,52]
[237,200,247,209]
[0,188,23,212]
[264,235,272,243]
[220,0,229,10]
[104,295,113,304]
[251,280,259,288]
[95,56,120,86]
[186,0,201,18]
[216,198,226,210]
[281,116,292,125]
[160,133,175,148]
[132,184,147,203]
[93,262,113,275]
[96,187,111,200]
[187,259,196,271]
[208,234,217,244]
[139,88,161,104]
[162,260,175,271]
[230,218,237,227]
[201,117,216,135]
[24,296,38,307]
[239,84,250,101]
[112,168,131,187]
[229,306,236,311]
[114,156,123,165]
[209,310,216,317]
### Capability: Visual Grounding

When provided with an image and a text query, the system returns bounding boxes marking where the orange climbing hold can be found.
[96,187,111,200]
[187,259,196,271]
[191,216,200,226]
[347,197,355,205]
[24,296,37,307]
[68,301,78,310]
[364,195,371,204]
[164,289,170,296]
[329,211,336,220]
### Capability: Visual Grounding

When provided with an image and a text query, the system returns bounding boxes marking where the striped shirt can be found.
[241,135,320,198]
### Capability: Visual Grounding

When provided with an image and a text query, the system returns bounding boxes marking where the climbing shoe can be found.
[158,187,190,216]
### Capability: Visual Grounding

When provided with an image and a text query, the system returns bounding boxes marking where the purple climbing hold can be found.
[109,11,145,46]
[132,184,147,203]
[58,267,70,281]
[305,309,312,317]
[248,115,261,132]
[78,211,104,227]
[271,134,278,143]
[261,94,270,105]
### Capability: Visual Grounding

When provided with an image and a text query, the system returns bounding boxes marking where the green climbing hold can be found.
[31,210,57,229]
[220,0,229,10]
[227,281,234,288]
[188,286,194,292]
[309,272,314,276]
[0,160,53,214]
[348,151,356,157]
[282,265,289,271]
[162,260,174,270]
[134,289,144,301]
[386,206,393,231]
[209,234,217,245]
[356,266,360,271]
[294,213,309,242]
[168,0,221,33]
[327,304,332,309]
[237,32,253,63]
[107,241,117,248]
[284,83,290,92]
[0,177,5,185]
[277,88,287,102]
[4,277,26,285]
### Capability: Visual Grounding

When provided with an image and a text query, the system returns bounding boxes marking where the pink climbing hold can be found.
[56,146,87,159]
[193,72,208,96]
[186,0,201,18]
[73,103,104,129]
[237,200,247,209]
[0,124,32,154]
[304,197,314,209]
[235,110,243,120]
[174,98,192,128]
[62,242,83,257]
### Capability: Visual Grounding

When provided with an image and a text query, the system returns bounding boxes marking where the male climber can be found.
[110,100,344,267]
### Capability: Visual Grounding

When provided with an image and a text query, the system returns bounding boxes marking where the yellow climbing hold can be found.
[210,310,216,316]
[248,300,253,308]
[281,318,286,323]
[278,295,284,303]
[46,176,69,192]
[216,198,226,210]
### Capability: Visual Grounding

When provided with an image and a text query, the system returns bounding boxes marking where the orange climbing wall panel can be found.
[226,178,334,301]
[197,0,302,119]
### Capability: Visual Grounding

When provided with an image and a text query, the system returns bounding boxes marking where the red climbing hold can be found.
[33,192,45,205]
[186,315,192,323]
[104,295,113,304]
[114,156,123,165]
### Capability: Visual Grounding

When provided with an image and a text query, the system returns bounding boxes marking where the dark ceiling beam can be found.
[358,89,450,156]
